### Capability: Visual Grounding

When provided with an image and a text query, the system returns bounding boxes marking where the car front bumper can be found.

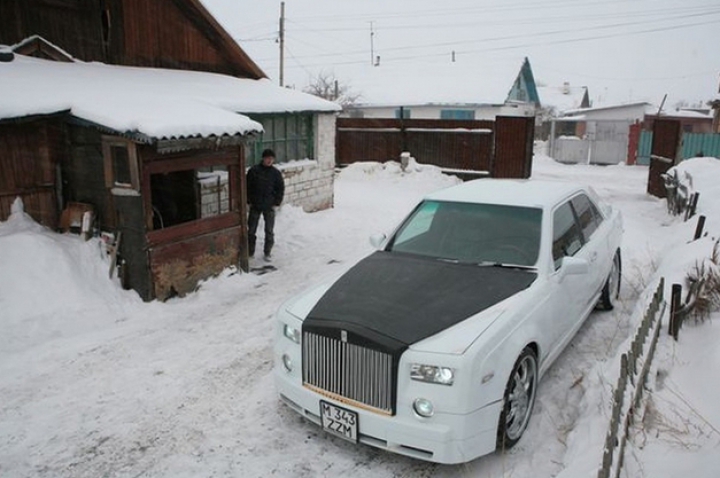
[274,366,501,464]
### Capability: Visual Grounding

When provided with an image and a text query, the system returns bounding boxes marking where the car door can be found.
[570,193,608,298]
[544,199,597,358]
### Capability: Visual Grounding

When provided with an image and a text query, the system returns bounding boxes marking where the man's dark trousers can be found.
[248,206,275,256]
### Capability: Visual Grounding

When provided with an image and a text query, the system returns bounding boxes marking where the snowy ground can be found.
[1,153,719,478]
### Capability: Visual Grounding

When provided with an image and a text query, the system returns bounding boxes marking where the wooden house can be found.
[0,0,339,301]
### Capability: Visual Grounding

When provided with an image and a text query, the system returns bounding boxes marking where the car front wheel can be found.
[497,347,538,451]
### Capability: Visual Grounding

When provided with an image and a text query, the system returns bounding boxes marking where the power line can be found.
[543,67,720,82]
[289,4,720,32]
[252,10,720,65]
[275,17,719,70]
[288,0,719,23]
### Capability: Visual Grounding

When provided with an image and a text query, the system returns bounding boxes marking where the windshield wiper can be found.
[436,257,460,264]
[476,261,537,271]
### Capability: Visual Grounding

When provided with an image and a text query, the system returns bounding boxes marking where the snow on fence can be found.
[598,278,666,478]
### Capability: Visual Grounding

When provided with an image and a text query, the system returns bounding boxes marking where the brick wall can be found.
[198,171,229,217]
[277,113,336,212]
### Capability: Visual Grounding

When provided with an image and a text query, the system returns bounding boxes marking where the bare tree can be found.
[303,71,361,107]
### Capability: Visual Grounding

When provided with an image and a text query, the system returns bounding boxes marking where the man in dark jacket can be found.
[247,148,285,260]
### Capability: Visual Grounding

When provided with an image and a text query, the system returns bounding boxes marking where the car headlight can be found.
[283,324,301,344]
[410,363,455,386]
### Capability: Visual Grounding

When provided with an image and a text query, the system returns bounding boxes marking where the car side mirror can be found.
[561,256,589,276]
[369,233,387,250]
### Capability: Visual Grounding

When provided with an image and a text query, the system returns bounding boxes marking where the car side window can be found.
[571,194,603,241]
[552,202,583,270]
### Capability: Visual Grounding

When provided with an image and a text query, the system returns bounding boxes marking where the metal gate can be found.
[549,119,632,165]
[336,116,534,179]
[647,119,682,198]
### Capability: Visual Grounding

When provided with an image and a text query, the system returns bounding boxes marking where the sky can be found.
[2,151,720,477]
[201,0,720,109]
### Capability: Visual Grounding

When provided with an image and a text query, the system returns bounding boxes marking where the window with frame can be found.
[571,194,603,241]
[246,113,314,166]
[102,136,139,192]
[552,201,584,269]
[440,109,475,120]
[395,108,411,119]
[150,166,231,230]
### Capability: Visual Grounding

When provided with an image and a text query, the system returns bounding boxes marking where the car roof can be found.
[425,178,586,209]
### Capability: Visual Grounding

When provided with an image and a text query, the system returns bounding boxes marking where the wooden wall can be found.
[336,117,535,179]
[0,119,64,227]
[0,0,263,79]
[0,0,106,61]
[336,118,496,172]
[64,126,113,227]
[118,0,255,77]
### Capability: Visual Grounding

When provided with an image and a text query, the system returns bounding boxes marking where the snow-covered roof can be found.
[0,54,340,141]
[564,101,714,120]
[537,85,587,113]
[563,102,655,117]
[347,58,526,108]
[658,108,714,119]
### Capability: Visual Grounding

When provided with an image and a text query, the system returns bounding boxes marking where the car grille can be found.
[302,331,394,414]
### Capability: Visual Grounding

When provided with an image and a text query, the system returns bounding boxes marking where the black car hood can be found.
[305,252,537,347]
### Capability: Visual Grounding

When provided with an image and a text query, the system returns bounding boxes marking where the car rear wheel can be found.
[598,250,621,310]
[497,347,538,451]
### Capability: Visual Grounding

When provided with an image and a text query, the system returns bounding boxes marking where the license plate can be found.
[320,401,358,443]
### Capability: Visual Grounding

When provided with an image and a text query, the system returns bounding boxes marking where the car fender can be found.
[464,286,551,410]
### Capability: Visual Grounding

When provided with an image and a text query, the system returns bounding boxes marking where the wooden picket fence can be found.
[598,278,665,478]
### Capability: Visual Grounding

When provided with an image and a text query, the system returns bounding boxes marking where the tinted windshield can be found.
[389,200,542,266]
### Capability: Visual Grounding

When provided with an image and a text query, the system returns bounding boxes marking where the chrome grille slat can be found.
[303,331,394,414]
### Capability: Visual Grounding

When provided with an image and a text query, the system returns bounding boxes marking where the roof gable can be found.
[11,35,74,62]
[507,57,540,106]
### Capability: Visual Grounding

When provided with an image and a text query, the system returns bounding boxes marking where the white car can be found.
[274,178,623,464]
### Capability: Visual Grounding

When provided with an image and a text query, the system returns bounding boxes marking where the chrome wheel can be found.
[498,348,538,449]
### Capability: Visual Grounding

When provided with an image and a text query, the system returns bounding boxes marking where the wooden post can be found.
[688,192,700,219]
[668,283,682,340]
[694,215,706,240]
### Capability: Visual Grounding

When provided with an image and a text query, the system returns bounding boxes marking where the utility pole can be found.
[369,21,374,66]
[279,1,285,87]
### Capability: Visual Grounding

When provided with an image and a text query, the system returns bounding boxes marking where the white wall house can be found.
[549,103,655,165]
[346,103,535,120]
[341,57,539,120]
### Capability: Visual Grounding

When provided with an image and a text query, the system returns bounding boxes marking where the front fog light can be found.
[413,398,434,418]
[282,353,293,372]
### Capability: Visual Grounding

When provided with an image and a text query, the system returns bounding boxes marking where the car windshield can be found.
[389,200,542,267]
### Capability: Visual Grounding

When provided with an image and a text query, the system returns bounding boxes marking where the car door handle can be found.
[590,252,598,263]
